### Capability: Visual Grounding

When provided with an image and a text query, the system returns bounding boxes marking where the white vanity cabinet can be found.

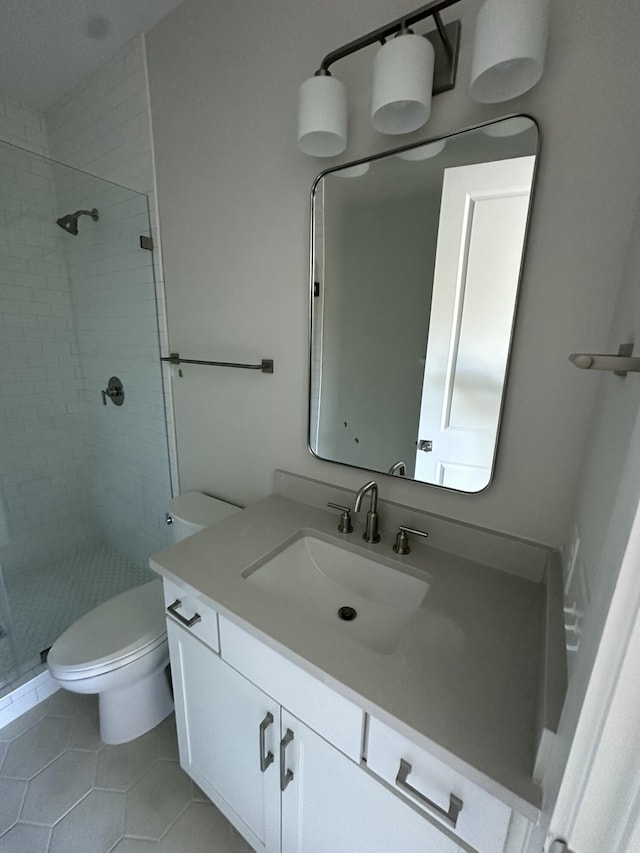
[280,709,459,853]
[166,618,281,851]
[164,578,522,853]
[366,717,512,853]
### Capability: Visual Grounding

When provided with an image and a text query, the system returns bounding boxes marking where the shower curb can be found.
[0,668,59,731]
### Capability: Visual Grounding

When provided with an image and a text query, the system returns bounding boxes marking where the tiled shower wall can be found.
[44,35,175,566]
[0,99,48,157]
[0,100,99,580]
[0,33,176,580]
[54,177,172,567]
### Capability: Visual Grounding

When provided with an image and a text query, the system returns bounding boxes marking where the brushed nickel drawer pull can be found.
[167,599,202,628]
[280,728,294,791]
[395,759,463,828]
[259,712,274,772]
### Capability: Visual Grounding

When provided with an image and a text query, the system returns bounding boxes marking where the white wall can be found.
[146,0,640,546]
[558,194,640,700]
[46,37,154,193]
[540,197,640,840]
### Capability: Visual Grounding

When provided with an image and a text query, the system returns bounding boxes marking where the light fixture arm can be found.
[317,0,461,74]
[431,11,454,58]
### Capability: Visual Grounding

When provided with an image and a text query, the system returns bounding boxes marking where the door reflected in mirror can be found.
[309,116,539,493]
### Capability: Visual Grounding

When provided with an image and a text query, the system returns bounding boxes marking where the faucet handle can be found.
[327,503,353,534]
[393,525,429,555]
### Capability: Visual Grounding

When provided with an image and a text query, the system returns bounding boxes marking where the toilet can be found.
[47,492,241,744]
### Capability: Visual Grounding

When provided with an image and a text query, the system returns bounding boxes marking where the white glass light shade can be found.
[298,75,347,157]
[470,0,549,103]
[334,162,370,178]
[396,138,446,160]
[482,116,533,137]
[371,33,435,135]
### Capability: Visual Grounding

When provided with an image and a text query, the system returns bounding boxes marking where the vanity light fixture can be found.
[298,72,348,157]
[298,0,461,157]
[298,0,548,157]
[470,0,549,103]
[371,29,435,135]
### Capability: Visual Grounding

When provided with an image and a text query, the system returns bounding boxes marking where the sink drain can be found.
[338,606,357,622]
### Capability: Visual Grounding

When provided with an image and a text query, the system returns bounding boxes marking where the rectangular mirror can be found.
[309,115,539,493]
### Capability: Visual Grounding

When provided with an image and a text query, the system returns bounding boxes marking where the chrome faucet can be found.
[352,480,380,543]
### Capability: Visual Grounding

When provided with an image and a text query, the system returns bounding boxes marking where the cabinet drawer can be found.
[163,579,219,653]
[366,716,511,853]
[219,615,364,763]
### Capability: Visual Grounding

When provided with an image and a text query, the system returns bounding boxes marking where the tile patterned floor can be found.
[0,543,156,687]
[0,690,254,853]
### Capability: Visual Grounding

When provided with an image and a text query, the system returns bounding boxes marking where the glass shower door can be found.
[0,566,18,688]
[0,139,173,688]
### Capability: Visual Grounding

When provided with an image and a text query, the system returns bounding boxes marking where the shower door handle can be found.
[101,376,125,406]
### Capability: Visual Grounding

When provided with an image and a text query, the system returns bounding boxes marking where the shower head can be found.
[56,208,99,235]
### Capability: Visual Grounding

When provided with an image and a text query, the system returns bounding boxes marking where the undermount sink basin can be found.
[242,533,430,654]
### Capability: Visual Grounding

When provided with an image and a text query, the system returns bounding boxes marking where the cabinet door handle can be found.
[279,728,294,791]
[259,712,274,772]
[395,759,463,829]
[166,598,202,628]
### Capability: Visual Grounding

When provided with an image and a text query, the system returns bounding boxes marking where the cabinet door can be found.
[167,620,280,853]
[280,710,460,853]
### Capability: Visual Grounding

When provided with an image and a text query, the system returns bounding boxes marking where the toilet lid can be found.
[48,579,167,679]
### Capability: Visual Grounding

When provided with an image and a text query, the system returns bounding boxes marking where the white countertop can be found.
[151,493,543,818]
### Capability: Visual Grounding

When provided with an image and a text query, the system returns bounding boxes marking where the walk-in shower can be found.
[0,139,173,693]
[56,207,99,235]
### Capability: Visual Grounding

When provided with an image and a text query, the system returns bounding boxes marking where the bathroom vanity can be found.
[151,473,563,853]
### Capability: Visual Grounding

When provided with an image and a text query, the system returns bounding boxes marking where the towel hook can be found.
[569,343,640,377]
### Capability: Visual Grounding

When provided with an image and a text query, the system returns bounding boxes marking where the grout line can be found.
[156,797,192,844]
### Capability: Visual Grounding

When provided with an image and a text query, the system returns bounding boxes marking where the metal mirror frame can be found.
[307,115,540,493]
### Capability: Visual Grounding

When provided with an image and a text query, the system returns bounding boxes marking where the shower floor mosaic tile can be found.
[0,691,254,853]
[0,543,156,685]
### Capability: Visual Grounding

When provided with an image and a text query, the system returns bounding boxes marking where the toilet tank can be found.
[166,492,242,542]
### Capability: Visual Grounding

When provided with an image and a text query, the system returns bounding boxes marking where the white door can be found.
[167,621,281,853]
[280,709,460,853]
[415,156,535,491]
[539,460,640,853]
[535,195,640,853]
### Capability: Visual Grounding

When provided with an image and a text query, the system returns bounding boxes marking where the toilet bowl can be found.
[47,492,242,744]
[48,579,172,744]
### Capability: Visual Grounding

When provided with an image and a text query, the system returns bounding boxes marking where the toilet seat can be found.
[48,579,167,682]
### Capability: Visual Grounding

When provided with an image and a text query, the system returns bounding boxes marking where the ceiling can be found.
[0,0,184,113]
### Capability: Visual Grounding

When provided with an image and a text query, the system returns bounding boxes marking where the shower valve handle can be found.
[101,377,125,407]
